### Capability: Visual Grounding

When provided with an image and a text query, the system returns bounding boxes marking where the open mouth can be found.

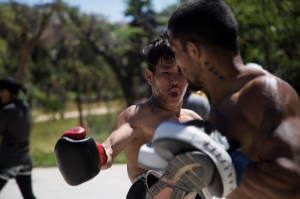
[169,87,180,98]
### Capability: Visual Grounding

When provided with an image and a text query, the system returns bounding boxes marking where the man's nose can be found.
[170,80,179,86]
[170,73,181,86]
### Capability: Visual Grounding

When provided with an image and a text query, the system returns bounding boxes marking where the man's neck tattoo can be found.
[204,61,225,81]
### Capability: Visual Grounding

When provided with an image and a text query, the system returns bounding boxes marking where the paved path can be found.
[1,164,131,199]
[34,107,120,122]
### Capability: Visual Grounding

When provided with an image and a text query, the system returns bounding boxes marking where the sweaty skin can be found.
[100,59,201,183]
[210,69,300,199]
[170,37,300,199]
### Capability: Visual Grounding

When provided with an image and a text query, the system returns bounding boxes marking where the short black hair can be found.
[142,35,175,73]
[0,76,26,95]
[168,0,239,53]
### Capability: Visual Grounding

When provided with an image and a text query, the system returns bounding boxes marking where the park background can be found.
[0,0,299,168]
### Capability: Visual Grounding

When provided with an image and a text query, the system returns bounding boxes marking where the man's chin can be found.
[169,96,180,101]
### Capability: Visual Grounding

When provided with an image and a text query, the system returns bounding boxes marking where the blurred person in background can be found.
[0,76,36,199]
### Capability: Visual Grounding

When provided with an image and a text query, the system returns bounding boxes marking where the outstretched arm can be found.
[54,105,137,185]
[101,107,137,169]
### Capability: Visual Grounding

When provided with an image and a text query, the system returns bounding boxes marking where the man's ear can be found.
[187,41,201,59]
[144,68,153,85]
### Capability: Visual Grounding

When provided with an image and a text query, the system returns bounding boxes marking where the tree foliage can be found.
[228,0,300,91]
[0,0,299,121]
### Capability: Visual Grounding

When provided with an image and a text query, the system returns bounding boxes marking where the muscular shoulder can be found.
[115,105,136,126]
[240,74,299,108]
[115,103,151,127]
[238,73,300,126]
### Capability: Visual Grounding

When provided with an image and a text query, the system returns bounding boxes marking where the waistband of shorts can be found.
[132,172,148,184]
[132,170,164,184]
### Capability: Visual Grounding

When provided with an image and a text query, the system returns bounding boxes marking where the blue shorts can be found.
[230,149,250,185]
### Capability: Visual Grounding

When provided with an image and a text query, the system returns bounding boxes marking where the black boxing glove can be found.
[54,127,107,186]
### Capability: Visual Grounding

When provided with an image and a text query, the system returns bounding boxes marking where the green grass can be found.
[30,112,127,167]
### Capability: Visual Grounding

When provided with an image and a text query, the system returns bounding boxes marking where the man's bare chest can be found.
[132,113,175,140]
[134,111,193,140]
[209,99,247,138]
[209,99,259,156]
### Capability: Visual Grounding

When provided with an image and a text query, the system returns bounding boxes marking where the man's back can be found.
[209,67,300,198]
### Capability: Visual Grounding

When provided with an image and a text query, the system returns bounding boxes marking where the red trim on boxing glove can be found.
[96,143,108,166]
[62,127,86,140]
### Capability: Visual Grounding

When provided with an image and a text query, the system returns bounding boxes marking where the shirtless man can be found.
[157,0,300,198]
[54,36,206,198]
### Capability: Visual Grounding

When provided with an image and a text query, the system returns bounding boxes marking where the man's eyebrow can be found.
[157,64,174,69]
[161,65,173,69]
